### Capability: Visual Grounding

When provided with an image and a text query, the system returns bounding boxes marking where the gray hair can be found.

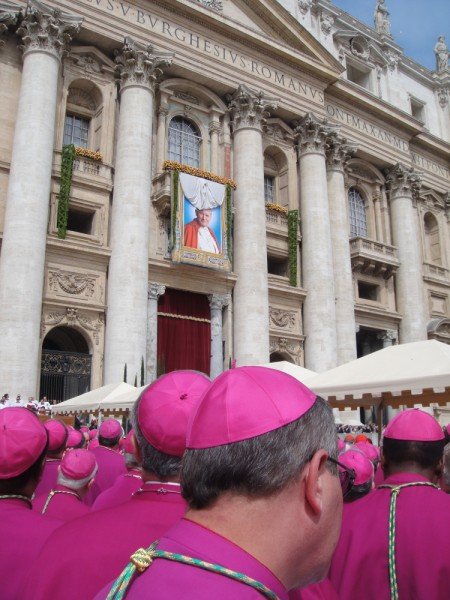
[57,465,98,490]
[182,396,337,509]
[443,443,450,488]
[132,395,182,479]
[124,451,140,469]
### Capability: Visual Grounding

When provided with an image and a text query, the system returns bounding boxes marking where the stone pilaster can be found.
[208,294,231,379]
[155,94,169,173]
[326,133,357,365]
[386,163,428,343]
[0,1,19,47]
[0,0,81,398]
[228,84,277,365]
[294,113,338,372]
[146,283,166,384]
[209,118,221,173]
[104,39,173,384]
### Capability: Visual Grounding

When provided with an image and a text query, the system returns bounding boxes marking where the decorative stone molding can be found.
[48,269,97,299]
[194,0,223,12]
[326,133,357,172]
[298,0,312,15]
[227,83,278,133]
[320,13,334,36]
[67,87,97,111]
[269,307,296,330]
[386,163,422,200]
[435,85,449,109]
[17,0,82,59]
[148,282,166,301]
[428,318,450,342]
[41,307,104,345]
[174,90,199,104]
[377,329,397,343]
[208,293,231,311]
[269,336,303,365]
[0,1,20,47]
[293,112,338,157]
[115,37,173,92]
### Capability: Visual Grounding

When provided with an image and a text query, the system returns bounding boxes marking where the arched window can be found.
[424,213,442,265]
[348,187,368,238]
[168,117,201,167]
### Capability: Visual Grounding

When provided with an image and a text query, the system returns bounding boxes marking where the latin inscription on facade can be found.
[411,152,450,181]
[81,0,324,105]
[325,103,410,153]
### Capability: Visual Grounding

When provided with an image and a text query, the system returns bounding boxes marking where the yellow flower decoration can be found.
[75,147,103,162]
[265,202,288,214]
[163,161,236,189]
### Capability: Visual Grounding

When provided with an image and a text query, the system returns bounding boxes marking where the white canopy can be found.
[101,385,147,413]
[262,361,317,383]
[51,382,135,414]
[308,340,450,402]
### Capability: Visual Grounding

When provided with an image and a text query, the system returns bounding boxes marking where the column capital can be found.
[208,120,221,135]
[326,133,357,172]
[17,0,82,60]
[208,293,231,310]
[0,1,20,47]
[227,84,278,133]
[115,37,173,93]
[157,103,169,117]
[386,163,422,200]
[293,112,338,157]
[148,282,166,301]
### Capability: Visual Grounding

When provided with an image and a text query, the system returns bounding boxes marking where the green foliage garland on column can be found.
[171,169,179,248]
[56,144,76,239]
[288,210,298,287]
[226,184,233,262]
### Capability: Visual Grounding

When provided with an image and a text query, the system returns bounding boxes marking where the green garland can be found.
[226,184,233,262]
[288,210,298,287]
[56,144,76,239]
[171,170,179,248]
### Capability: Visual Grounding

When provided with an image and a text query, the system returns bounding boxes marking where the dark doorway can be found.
[40,326,92,403]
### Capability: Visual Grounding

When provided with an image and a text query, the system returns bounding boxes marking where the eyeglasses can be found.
[327,457,356,499]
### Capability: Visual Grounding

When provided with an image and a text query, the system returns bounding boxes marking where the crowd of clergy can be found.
[0,366,449,599]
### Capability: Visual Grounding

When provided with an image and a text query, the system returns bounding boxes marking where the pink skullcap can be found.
[384,409,444,442]
[60,449,97,480]
[123,429,135,455]
[89,439,99,450]
[339,449,374,486]
[355,441,380,462]
[44,419,68,452]
[0,408,48,479]
[66,429,84,449]
[80,426,89,434]
[99,418,122,440]
[138,371,210,457]
[88,429,97,440]
[187,366,317,449]
[337,438,346,453]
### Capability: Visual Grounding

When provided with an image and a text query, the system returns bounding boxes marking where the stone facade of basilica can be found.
[0,0,449,416]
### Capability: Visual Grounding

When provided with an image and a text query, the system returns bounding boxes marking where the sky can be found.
[331,0,450,71]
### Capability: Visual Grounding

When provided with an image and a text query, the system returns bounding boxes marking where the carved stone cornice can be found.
[293,112,338,157]
[0,1,20,47]
[115,37,173,93]
[193,0,223,12]
[227,84,278,133]
[17,0,82,60]
[208,293,231,311]
[148,282,166,301]
[326,133,357,172]
[385,163,422,201]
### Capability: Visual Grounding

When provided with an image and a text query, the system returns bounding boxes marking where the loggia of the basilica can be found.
[0,0,449,418]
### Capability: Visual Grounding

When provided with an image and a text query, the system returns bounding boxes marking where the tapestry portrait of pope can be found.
[181,173,223,254]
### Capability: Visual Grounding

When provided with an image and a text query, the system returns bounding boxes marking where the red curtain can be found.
[157,289,211,376]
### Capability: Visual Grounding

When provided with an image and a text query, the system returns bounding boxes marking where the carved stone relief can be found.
[67,87,96,110]
[46,268,103,304]
[270,336,303,365]
[269,307,296,331]
[41,307,104,345]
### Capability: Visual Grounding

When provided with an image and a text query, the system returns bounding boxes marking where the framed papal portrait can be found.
[170,169,232,272]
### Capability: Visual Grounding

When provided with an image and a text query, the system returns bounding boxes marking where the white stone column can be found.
[209,114,221,173]
[104,39,172,384]
[146,283,166,384]
[326,134,357,365]
[228,84,277,365]
[386,164,428,343]
[208,294,231,379]
[294,113,338,372]
[0,1,81,398]
[155,93,169,174]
